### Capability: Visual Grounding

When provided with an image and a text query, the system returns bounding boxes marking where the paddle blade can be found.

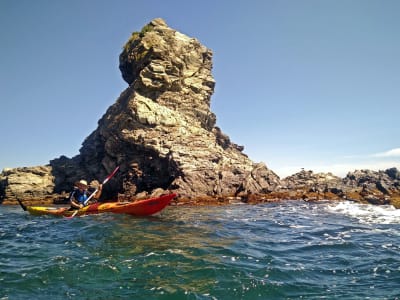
[64,210,79,219]
[17,198,27,211]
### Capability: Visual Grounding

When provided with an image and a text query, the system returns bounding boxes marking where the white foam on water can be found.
[326,201,400,224]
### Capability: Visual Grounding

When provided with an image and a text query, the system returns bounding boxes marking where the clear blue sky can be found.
[1,0,399,178]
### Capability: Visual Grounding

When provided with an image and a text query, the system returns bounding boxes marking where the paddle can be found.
[66,166,120,219]
[84,165,120,206]
[17,198,27,211]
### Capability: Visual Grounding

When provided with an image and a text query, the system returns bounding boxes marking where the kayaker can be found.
[69,180,102,210]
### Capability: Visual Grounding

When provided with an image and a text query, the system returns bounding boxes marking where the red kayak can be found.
[22,193,176,217]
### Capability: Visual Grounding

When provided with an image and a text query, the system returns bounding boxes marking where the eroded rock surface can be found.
[80,18,281,199]
[0,18,280,203]
[1,19,399,207]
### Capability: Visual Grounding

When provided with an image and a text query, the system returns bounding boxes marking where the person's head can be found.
[75,179,88,191]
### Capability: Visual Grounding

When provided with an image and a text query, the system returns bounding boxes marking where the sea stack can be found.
[74,18,281,198]
[1,19,400,207]
[0,18,280,204]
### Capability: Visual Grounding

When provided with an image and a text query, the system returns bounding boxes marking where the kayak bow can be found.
[25,193,176,217]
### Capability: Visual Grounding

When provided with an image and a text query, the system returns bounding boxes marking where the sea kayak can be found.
[22,193,176,217]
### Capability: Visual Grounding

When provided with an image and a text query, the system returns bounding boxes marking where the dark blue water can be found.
[1,201,400,299]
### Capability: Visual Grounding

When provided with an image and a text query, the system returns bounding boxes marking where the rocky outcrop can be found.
[0,166,56,205]
[342,168,400,205]
[119,18,217,131]
[1,18,399,208]
[277,168,400,207]
[78,18,281,199]
[0,18,280,204]
[282,169,342,193]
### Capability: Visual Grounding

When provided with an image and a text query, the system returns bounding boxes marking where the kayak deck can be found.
[26,193,177,217]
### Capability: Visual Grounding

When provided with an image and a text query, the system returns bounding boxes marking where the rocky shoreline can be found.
[170,167,400,208]
[2,166,399,209]
[1,18,399,208]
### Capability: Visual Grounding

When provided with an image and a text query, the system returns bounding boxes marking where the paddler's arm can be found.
[71,200,84,209]
[92,184,103,199]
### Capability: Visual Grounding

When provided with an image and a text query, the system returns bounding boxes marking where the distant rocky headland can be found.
[1,19,399,208]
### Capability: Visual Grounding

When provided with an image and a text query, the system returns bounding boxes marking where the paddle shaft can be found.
[83,166,119,206]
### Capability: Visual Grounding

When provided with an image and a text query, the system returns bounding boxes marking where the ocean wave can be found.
[325,201,400,224]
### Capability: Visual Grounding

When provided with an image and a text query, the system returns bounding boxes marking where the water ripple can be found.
[1,202,400,299]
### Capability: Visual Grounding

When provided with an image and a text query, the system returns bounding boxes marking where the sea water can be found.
[1,200,399,299]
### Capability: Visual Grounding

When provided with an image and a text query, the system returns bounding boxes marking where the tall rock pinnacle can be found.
[119,18,216,131]
[1,18,281,202]
[77,18,281,198]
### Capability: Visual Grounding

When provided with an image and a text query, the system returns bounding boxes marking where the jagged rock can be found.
[342,168,400,205]
[0,166,55,204]
[0,18,280,203]
[281,169,342,193]
[386,167,400,180]
[343,169,400,193]
[279,168,400,206]
[72,18,281,198]
[1,18,399,207]
[119,18,216,131]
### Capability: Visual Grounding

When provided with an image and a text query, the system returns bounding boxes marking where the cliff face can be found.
[0,18,280,203]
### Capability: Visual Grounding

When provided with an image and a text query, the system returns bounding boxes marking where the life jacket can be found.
[69,188,89,204]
